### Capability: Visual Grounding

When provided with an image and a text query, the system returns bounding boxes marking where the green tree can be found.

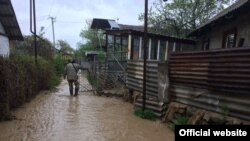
[79,19,105,50]
[74,43,93,60]
[75,20,105,60]
[14,35,54,60]
[139,0,236,37]
[57,40,74,54]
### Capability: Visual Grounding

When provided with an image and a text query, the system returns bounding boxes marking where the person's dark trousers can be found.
[68,80,79,96]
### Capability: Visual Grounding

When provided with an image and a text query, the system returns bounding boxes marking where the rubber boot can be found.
[70,88,73,96]
[75,88,79,96]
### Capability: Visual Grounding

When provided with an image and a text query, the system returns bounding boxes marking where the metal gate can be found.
[79,70,95,93]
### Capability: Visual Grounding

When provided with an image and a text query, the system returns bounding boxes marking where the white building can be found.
[0,0,23,57]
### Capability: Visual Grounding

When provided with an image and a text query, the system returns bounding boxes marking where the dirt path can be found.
[0,74,174,141]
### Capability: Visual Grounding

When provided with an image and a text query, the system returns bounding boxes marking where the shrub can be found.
[48,74,60,90]
[169,116,189,130]
[0,54,63,121]
[53,54,66,76]
[134,109,156,121]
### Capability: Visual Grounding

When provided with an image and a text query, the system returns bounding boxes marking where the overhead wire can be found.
[56,21,83,24]
[43,23,52,33]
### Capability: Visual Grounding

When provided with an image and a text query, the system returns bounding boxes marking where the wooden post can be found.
[148,39,152,60]
[128,34,132,60]
[157,40,160,60]
[139,37,142,60]
[173,42,176,52]
[120,36,123,60]
[165,41,169,61]
[93,55,96,77]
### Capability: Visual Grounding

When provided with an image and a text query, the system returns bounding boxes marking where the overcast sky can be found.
[11,0,154,49]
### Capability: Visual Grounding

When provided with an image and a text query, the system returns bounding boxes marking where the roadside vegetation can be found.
[169,115,188,130]
[134,109,156,121]
[0,35,68,121]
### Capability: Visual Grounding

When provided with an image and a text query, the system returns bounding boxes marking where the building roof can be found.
[0,0,23,40]
[90,18,144,31]
[188,0,250,37]
[91,18,120,29]
[118,24,144,32]
[105,29,195,44]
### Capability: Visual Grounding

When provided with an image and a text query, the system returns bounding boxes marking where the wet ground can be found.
[0,74,174,141]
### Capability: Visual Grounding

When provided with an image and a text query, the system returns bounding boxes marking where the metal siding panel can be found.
[126,60,159,97]
[169,47,250,121]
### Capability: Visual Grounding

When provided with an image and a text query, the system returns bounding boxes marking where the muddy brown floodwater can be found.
[0,75,174,141]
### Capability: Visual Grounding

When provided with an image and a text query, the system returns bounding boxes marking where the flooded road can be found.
[0,75,174,141]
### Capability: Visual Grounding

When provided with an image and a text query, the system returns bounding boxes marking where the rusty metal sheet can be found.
[169,47,250,121]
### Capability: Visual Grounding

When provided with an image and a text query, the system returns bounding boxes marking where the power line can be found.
[56,21,83,23]
[44,23,52,33]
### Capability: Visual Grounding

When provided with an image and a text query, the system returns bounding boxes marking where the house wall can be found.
[0,22,10,57]
[197,12,250,50]
[0,36,9,57]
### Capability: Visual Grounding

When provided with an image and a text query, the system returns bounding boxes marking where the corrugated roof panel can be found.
[0,0,23,40]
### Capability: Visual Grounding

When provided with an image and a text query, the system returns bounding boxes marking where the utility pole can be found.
[142,0,168,111]
[49,16,56,49]
[142,0,148,111]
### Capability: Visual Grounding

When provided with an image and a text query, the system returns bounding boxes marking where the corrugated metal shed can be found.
[188,0,250,37]
[0,0,23,40]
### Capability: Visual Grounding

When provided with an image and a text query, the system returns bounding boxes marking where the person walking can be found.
[64,59,80,96]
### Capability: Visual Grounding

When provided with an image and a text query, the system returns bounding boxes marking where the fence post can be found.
[93,55,96,78]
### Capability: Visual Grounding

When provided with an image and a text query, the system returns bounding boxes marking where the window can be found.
[223,28,237,48]
[159,41,166,61]
[150,39,158,60]
[114,36,121,59]
[202,39,210,50]
[107,35,114,54]
[121,36,128,60]
[168,42,174,53]
[140,38,149,60]
[238,38,245,47]
[132,36,140,60]
[175,43,181,52]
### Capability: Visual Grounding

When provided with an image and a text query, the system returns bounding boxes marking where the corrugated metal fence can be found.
[169,47,250,121]
[126,60,159,98]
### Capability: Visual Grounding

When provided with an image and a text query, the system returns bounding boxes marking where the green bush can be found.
[48,75,60,90]
[169,116,189,130]
[134,109,156,121]
[53,54,65,76]
[0,54,63,121]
